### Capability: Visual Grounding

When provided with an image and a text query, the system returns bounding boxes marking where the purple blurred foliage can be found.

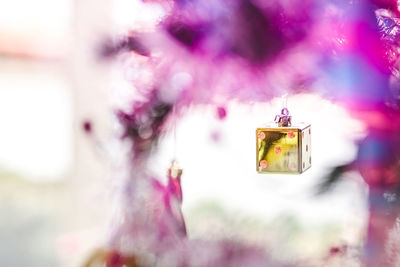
[216,106,227,120]
[116,90,172,159]
[166,21,207,50]
[92,0,400,266]
[377,9,400,43]
[371,0,400,14]
[152,177,186,239]
[108,173,187,259]
[82,120,92,133]
[163,0,313,65]
[100,34,150,58]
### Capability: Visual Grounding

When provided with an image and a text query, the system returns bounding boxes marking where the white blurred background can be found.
[0,0,369,266]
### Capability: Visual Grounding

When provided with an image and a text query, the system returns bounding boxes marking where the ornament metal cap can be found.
[274,107,292,127]
[169,160,183,179]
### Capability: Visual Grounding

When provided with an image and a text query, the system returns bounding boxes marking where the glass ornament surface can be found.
[256,123,311,174]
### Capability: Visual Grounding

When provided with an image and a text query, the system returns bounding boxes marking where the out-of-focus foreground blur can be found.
[0,0,377,266]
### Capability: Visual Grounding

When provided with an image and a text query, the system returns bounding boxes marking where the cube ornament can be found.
[256,122,311,174]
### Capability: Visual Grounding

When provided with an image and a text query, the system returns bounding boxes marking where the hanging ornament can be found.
[256,102,311,174]
[164,105,186,236]
[168,160,183,202]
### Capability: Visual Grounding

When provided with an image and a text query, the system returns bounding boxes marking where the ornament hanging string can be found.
[282,93,288,110]
[173,105,177,159]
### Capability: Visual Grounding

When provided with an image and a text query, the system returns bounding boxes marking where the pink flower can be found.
[257,132,266,140]
[274,146,282,154]
[259,160,268,169]
[288,131,295,139]
[216,106,227,120]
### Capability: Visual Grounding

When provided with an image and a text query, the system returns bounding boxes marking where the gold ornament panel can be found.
[256,124,311,174]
